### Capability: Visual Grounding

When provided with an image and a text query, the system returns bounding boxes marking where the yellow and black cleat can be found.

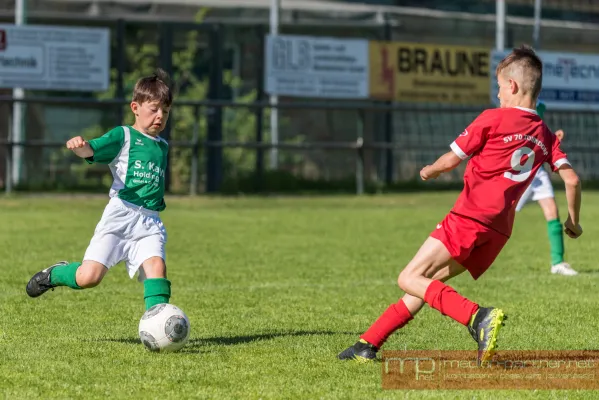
[338,339,378,363]
[468,307,507,364]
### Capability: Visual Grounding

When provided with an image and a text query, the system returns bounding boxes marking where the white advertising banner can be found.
[491,49,599,110]
[265,34,369,99]
[0,24,110,91]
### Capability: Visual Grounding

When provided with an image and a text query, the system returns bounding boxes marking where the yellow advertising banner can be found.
[369,41,491,104]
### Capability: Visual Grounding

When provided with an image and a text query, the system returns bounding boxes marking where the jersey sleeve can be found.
[450,110,497,160]
[548,135,570,172]
[87,127,125,164]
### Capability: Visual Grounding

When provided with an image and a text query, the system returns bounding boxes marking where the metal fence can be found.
[1,96,598,195]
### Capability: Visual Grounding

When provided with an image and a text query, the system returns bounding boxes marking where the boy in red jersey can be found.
[339,45,583,363]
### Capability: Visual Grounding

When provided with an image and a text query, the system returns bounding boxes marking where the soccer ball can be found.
[138,303,190,352]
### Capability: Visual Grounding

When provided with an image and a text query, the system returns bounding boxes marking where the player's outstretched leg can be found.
[26,261,74,297]
[26,260,108,298]
[399,237,507,364]
[338,294,420,362]
[467,307,507,364]
[339,238,466,363]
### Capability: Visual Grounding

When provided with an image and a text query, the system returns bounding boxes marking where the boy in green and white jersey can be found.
[26,69,174,310]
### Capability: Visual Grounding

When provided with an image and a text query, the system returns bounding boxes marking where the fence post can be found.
[5,104,13,195]
[254,26,265,192]
[356,109,365,195]
[496,0,506,51]
[206,23,224,193]
[159,22,174,193]
[5,142,12,195]
[116,19,126,126]
[383,19,394,185]
[190,105,200,196]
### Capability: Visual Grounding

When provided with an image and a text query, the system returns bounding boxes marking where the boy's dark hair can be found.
[132,68,173,107]
[496,44,543,99]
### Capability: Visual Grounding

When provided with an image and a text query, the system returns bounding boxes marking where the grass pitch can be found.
[1,192,598,399]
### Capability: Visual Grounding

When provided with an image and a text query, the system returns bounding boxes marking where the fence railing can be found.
[1,96,598,196]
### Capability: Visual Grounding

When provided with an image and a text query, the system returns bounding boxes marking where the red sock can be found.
[360,299,413,348]
[424,280,479,326]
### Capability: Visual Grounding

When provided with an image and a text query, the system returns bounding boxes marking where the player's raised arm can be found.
[421,110,497,181]
[66,136,94,158]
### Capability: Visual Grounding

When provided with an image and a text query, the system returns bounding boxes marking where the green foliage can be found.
[35,8,327,194]
[71,9,290,193]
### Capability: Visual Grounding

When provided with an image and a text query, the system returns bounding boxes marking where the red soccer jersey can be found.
[450,107,570,237]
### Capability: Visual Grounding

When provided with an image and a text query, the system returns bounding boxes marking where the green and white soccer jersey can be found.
[83,126,169,278]
[88,126,168,212]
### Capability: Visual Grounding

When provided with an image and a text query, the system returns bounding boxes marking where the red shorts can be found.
[430,212,509,280]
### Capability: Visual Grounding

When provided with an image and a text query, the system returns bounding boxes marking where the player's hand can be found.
[66,136,88,150]
[555,129,565,141]
[66,136,94,158]
[563,217,582,239]
[420,166,440,181]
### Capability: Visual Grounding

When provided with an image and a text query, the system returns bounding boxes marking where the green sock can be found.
[143,278,171,310]
[49,262,82,289]
[547,219,565,266]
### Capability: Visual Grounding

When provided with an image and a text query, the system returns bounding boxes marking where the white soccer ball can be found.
[138,303,190,352]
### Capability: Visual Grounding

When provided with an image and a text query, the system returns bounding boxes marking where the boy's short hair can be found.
[132,68,173,107]
[496,45,543,100]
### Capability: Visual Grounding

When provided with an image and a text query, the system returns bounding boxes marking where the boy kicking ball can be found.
[26,69,174,311]
[338,46,583,364]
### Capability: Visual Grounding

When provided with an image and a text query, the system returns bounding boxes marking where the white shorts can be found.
[516,167,555,212]
[83,197,167,279]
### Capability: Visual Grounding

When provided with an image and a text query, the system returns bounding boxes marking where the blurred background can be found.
[0,0,597,195]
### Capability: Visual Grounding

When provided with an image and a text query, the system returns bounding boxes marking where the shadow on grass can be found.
[92,330,362,354]
[575,269,599,275]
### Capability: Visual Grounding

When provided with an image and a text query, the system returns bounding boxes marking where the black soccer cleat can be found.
[338,339,378,363]
[26,261,68,298]
[468,307,507,364]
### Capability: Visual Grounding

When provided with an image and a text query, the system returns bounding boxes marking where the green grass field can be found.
[1,192,598,399]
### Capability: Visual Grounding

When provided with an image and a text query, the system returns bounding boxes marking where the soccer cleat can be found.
[551,262,578,276]
[26,261,68,298]
[338,339,378,363]
[468,307,506,364]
